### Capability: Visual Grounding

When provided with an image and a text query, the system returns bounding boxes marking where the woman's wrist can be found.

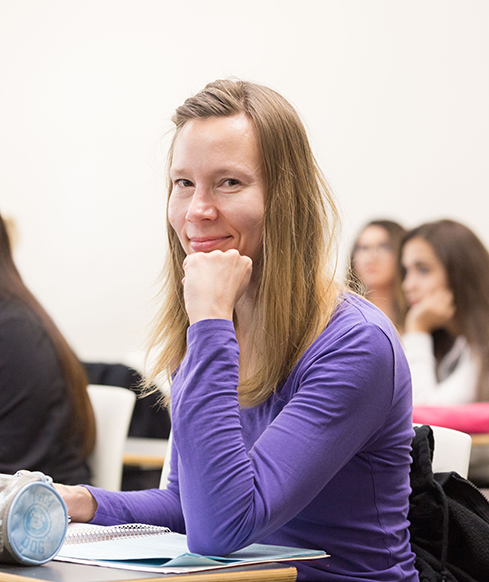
[404,312,429,333]
[404,320,431,333]
[54,484,98,523]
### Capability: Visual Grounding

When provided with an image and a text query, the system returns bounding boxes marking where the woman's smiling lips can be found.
[189,236,233,253]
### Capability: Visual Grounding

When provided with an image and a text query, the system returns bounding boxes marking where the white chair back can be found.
[87,384,136,490]
[159,430,173,489]
[418,424,472,478]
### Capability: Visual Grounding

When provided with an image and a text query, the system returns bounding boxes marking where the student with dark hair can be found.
[0,213,95,484]
[55,79,419,581]
[348,219,406,328]
[401,219,489,404]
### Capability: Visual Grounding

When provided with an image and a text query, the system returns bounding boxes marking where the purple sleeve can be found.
[85,469,185,532]
[171,318,397,555]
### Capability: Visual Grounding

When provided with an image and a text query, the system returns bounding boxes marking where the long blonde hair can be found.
[146,79,341,407]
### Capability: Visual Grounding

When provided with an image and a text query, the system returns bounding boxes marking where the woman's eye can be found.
[175,179,193,188]
[378,242,392,253]
[222,179,240,188]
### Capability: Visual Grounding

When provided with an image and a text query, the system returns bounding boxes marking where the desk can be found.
[470,433,489,447]
[0,560,296,582]
[123,438,168,469]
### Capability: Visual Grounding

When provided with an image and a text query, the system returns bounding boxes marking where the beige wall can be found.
[1,0,488,364]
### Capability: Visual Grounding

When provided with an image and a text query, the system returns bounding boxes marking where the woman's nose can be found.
[185,188,218,222]
[402,271,414,293]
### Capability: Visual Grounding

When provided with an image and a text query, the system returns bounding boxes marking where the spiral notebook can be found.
[55,523,329,574]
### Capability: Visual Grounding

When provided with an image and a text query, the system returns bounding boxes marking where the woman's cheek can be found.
[167,200,184,233]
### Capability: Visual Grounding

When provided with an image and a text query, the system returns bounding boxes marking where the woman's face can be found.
[401,237,450,307]
[168,114,265,264]
[353,225,397,291]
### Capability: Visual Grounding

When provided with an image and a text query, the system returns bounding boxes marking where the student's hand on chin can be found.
[53,483,98,523]
[405,288,455,333]
[182,249,252,324]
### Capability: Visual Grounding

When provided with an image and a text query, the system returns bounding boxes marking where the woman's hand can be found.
[53,484,98,523]
[404,288,456,333]
[182,249,253,325]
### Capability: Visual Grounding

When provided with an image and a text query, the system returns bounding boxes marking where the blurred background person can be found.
[3,215,19,250]
[401,219,489,405]
[0,212,96,484]
[348,219,406,328]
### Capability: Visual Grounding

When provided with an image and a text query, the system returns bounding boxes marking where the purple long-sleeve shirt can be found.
[87,295,419,581]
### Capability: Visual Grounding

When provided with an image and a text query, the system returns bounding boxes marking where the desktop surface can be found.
[0,560,297,582]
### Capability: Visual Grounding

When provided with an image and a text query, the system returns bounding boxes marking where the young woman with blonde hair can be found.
[56,80,419,581]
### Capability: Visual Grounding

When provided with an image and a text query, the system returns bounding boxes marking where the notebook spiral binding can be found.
[64,523,171,545]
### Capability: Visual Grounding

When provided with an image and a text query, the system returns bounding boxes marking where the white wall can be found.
[1,1,488,365]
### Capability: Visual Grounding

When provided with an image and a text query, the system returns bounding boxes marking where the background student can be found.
[0,212,95,484]
[56,79,419,581]
[400,218,489,405]
[348,219,406,328]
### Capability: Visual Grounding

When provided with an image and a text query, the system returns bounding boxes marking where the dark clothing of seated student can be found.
[0,214,95,485]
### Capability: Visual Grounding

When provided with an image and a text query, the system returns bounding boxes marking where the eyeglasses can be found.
[354,242,393,257]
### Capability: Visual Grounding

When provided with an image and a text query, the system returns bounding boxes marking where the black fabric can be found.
[83,362,171,439]
[0,297,90,485]
[409,425,489,581]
